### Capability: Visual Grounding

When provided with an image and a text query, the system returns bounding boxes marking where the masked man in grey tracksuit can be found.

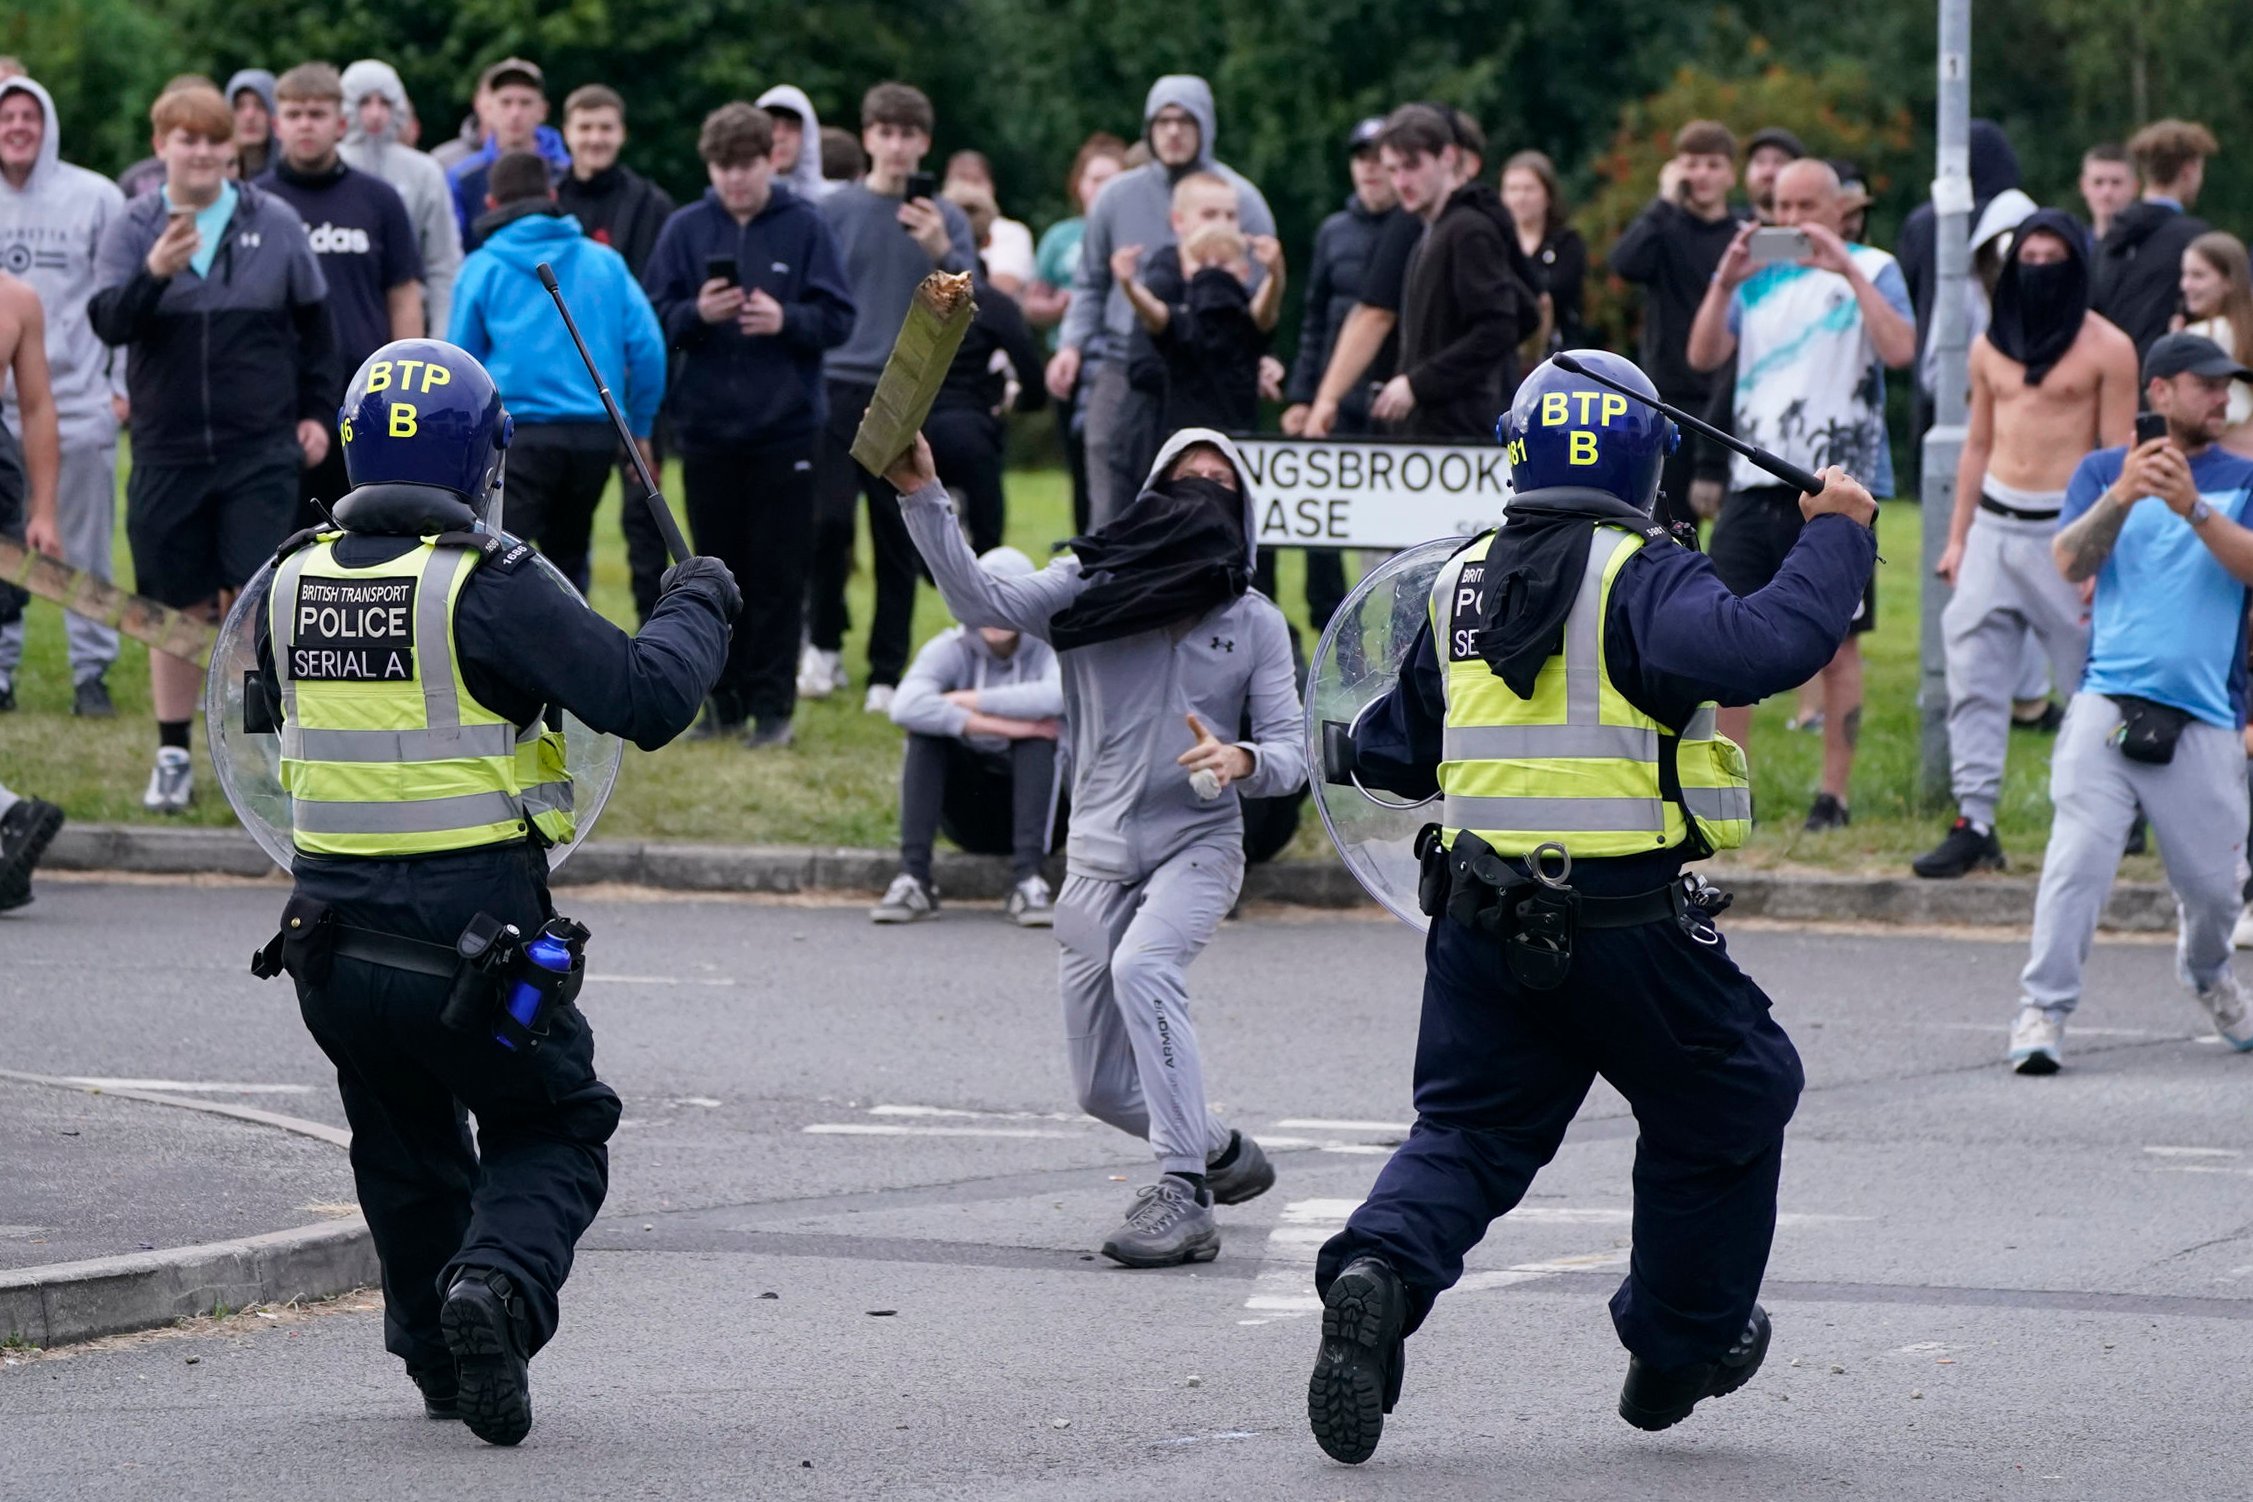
[887,425,1306,1267]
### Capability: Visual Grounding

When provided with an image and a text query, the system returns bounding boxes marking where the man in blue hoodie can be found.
[644,102,854,747]
[447,150,665,591]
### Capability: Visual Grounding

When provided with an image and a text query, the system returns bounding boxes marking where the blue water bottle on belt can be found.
[497,925,576,1051]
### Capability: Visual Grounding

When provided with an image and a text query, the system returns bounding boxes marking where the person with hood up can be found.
[885,423,1304,1268]
[447,151,665,590]
[754,84,833,203]
[1919,211,2139,881]
[1047,75,1277,529]
[874,545,1066,927]
[1368,103,1538,439]
[447,58,572,248]
[2095,120,2218,359]
[226,69,276,180]
[339,59,463,333]
[1900,119,2022,411]
[643,102,854,747]
[0,73,126,717]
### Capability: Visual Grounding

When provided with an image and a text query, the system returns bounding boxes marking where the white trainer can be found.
[142,746,194,814]
[2007,1006,2064,1074]
[2192,970,2253,1052]
[797,645,840,700]
[863,683,896,715]
[2232,904,2253,950]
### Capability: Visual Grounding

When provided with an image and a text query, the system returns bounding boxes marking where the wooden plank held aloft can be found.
[849,271,977,477]
[0,537,219,667]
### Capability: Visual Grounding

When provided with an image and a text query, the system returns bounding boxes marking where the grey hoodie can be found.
[0,77,125,449]
[1057,75,1276,361]
[754,85,834,203]
[899,427,1306,881]
[891,623,1064,753]
[338,60,462,332]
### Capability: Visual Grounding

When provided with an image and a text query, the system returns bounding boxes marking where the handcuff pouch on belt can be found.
[1415,828,1580,990]
[250,892,337,986]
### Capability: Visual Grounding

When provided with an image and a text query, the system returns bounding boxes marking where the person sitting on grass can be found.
[872,546,1066,929]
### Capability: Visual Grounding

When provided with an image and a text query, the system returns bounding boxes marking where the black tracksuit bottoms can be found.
[682,440,817,726]
[505,422,621,592]
[811,380,920,687]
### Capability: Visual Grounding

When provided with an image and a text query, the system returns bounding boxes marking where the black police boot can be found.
[440,1268,533,1446]
[1912,817,2006,879]
[1307,1256,1407,1465]
[1618,1304,1771,1432]
[409,1363,460,1420]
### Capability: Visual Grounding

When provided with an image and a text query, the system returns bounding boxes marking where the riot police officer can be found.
[239,339,739,1445]
[1305,351,1876,1463]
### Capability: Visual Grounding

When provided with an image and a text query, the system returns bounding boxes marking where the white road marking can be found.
[867,1104,1087,1122]
[2144,1145,2242,1158]
[588,974,738,986]
[803,1123,1085,1140]
[2148,1164,2253,1177]
[62,1078,313,1095]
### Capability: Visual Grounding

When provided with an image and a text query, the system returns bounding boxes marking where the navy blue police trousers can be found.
[1315,906,1803,1372]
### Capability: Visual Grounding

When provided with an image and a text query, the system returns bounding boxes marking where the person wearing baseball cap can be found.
[1744,125,1804,223]
[2009,327,2253,1074]
[446,56,571,245]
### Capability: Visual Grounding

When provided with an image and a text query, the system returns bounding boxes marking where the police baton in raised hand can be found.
[536,261,694,564]
[1549,352,1826,498]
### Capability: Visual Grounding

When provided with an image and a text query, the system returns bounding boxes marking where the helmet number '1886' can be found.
[360,358,453,441]
[1540,390,1629,467]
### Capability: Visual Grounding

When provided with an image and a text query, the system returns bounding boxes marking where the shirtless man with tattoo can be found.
[1917,211,2138,877]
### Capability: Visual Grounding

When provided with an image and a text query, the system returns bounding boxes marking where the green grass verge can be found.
[0,461,2124,878]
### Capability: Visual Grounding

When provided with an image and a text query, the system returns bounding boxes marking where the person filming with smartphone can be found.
[1686,157,1914,833]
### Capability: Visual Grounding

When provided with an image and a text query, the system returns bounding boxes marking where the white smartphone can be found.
[1747,226,1811,266]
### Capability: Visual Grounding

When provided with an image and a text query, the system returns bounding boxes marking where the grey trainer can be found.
[870,872,938,924]
[1206,1130,1276,1205]
[1099,1174,1219,1268]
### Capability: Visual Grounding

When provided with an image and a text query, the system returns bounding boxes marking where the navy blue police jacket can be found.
[1355,511,1878,894]
[247,529,730,941]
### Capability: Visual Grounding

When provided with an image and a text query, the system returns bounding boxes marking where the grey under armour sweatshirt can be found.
[818,181,978,388]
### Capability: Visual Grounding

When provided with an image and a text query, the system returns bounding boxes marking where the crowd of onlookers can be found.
[1,48,2251,936]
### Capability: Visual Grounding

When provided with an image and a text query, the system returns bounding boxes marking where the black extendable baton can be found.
[535,261,694,565]
[1550,352,1827,498]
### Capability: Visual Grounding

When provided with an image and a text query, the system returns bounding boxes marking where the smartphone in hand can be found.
[1747,226,1812,266]
[2134,411,2168,447]
[904,170,938,204]
[705,254,739,287]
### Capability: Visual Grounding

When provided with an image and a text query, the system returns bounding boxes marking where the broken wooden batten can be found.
[850,271,978,477]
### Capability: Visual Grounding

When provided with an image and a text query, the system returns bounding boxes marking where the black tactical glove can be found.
[660,556,743,623]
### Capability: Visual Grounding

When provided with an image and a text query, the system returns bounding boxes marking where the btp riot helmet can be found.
[1496,350,1678,513]
[337,340,513,525]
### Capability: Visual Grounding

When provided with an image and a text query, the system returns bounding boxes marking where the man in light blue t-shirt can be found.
[2012,332,2253,1073]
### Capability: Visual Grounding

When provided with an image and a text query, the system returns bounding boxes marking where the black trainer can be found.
[440,1269,533,1445]
[0,796,65,897]
[1205,1130,1276,1206]
[1307,1256,1407,1465]
[1912,817,2006,879]
[410,1363,460,1420]
[1803,793,1850,831]
[1618,1304,1771,1432]
[72,675,116,718]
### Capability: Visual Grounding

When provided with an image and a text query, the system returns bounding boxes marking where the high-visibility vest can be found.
[270,534,577,859]
[1427,522,1751,859]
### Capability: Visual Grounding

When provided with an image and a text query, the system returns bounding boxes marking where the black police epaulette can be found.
[431,529,534,572]
[269,525,330,564]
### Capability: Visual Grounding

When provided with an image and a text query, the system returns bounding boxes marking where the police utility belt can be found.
[1414,825,1731,991]
[250,893,590,1051]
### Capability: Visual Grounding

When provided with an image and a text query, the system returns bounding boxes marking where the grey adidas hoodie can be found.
[754,85,834,202]
[899,427,1306,881]
[1057,75,1276,362]
[0,77,126,449]
[338,60,462,332]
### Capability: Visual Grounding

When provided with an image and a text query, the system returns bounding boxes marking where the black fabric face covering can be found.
[1987,208,2090,387]
[1049,473,1249,652]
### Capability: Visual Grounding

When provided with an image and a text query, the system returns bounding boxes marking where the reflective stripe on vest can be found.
[1428,523,1750,858]
[272,536,551,859]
